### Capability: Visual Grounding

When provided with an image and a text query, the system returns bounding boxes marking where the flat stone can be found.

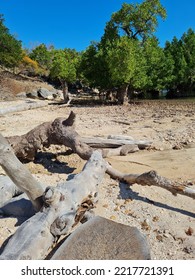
[38,88,54,100]
[51,216,151,260]
[26,90,38,99]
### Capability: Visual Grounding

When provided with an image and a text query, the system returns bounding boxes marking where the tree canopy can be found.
[80,0,168,103]
[49,48,80,101]
[80,1,195,101]
[0,14,23,69]
[107,0,166,41]
[29,44,53,70]
[164,28,195,97]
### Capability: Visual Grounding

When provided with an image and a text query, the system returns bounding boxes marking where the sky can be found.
[0,0,195,51]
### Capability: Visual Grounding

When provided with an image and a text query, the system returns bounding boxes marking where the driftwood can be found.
[0,150,106,259]
[80,137,152,149]
[0,100,48,116]
[1,111,195,260]
[106,165,195,199]
[6,111,151,161]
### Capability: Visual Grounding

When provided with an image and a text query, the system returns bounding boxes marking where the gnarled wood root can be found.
[6,111,151,162]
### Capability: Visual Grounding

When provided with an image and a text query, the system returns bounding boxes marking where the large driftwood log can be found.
[0,100,48,116]
[0,150,107,260]
[6,111,151,161]
[2,109,195,204]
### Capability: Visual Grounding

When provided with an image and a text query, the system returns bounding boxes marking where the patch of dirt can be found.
[0,70,55,101]
[0,98,195,259]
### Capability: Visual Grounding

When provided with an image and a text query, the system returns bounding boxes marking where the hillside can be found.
[0,70,55,101]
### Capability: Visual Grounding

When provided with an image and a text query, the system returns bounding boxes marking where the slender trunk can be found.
[117,84,129,105]
[61,80,69,103]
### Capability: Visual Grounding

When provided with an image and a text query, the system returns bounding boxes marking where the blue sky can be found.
[1,0,195,51]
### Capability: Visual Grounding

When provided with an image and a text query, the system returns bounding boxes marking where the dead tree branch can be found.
[106,164,195,199]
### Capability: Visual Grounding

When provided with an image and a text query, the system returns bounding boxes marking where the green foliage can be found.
[29,44,53,70]
[109,0,166,41]
[79,0,168,102]
[0,14,23,69]
[100,21,120,47]
[49,48,79,87]
[164,29,195,96]
[79,44,100,86]
[164,37,186,89]
[79,43,112,89]
[143,37,174,91]
[181,28,195,88]
[106,36,137,86]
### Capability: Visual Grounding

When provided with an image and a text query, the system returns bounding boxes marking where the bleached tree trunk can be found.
[0,150,107,260]
[81,137,151,149]
[0,134,44,211]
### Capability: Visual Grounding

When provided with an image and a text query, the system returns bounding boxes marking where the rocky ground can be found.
[0,97,195,259]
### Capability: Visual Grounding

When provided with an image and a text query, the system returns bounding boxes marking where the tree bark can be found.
[117,84,129,105]
[61,80,70,103]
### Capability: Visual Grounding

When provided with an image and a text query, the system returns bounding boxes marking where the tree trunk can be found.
[117,84,129,105]
[80,137,152,149]
[61,80,70,103]
[0,100,48,116]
